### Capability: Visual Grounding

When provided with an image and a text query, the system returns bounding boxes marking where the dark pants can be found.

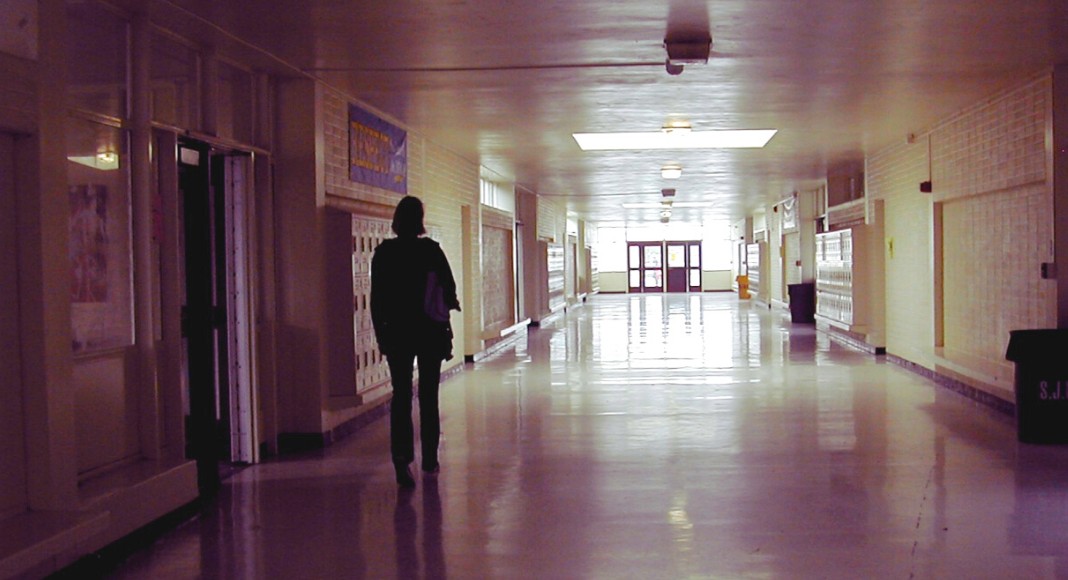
[387,349,442,468]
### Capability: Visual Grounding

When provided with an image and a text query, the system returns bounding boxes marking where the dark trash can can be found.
[787,282,816,324]
[1005,329,1068,444]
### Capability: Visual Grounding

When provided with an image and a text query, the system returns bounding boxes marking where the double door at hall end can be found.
[627,241,702,293]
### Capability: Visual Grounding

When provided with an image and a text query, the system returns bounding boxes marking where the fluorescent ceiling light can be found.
[621,201,716,209]
[661,165,682,179]
[573,129,777,151]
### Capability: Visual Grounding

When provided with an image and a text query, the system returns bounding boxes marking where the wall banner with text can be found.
[349,104,407,194]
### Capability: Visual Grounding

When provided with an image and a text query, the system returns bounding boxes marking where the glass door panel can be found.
[643,245,662,268]
[688,242,702,291]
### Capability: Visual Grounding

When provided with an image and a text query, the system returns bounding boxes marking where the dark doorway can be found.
[177,139,236,494]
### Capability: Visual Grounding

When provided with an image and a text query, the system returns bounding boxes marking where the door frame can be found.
[176,137,258,492]
[627,241,665,293]
[666,240,702,293]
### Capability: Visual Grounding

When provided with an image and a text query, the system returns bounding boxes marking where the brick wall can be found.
[938,76,1053,374]
[320,88,479,374]
[537,196,564,242]
[942,183,1054,363]
[868,74,1054,380]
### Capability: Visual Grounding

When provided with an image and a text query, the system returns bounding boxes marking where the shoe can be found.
[422,462,440,475]
[395,464,416,488]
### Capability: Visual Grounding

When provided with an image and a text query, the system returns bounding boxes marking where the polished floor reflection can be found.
[108,294,1068,579]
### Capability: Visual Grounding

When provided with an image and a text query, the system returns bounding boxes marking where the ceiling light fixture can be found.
[661,164,682,179]
[661,121,692,135]
[664,36,711,76]
[661,188,676,197]
[666,38,711,65]
[621,201,715,209]
[573,129,777,151]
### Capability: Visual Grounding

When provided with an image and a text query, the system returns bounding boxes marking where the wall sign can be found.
[348,104,407,194]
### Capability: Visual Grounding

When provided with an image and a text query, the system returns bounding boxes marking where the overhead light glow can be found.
[661,121,692,135]
[621,201,716,209]
[661,165,682,179]
[573,129,777,151]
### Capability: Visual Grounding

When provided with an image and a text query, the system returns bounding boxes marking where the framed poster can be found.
[348,104,407,194]
[67,118,133,353]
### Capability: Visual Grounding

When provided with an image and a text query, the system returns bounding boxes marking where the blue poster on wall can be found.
[349,104,407,194]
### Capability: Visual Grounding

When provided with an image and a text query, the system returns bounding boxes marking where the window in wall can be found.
[215,60,253,143]
[66,0,128,119]
[67,117,134,353]
[151,31,199,128]
[480,178,516,213]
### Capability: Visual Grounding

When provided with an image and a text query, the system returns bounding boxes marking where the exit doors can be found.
[628,241,702,293]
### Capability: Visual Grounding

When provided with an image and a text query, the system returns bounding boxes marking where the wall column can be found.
[23,0,79,510]
[130,10,162,458]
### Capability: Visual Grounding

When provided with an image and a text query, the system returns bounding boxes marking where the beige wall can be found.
[703,270,735,291]
[870,140,935,367]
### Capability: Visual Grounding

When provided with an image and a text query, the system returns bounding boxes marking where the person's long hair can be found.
[391,196,427,238]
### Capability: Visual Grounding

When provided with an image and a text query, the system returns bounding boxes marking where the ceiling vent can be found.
[665,38,711,65]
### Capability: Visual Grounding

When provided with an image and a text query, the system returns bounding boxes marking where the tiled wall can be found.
[942,182,1054,364]
[868,74,1054,380]
[537,196,565,242]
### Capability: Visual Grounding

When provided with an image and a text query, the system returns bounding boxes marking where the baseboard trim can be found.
[886,354,1015,416]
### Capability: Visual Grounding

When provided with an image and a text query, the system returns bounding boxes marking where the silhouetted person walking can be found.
[371,196,460,488]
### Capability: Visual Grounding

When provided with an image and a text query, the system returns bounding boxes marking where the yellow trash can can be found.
[736,275,750,299]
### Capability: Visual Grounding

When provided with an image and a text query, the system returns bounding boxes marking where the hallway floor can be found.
[105,293,1068,579]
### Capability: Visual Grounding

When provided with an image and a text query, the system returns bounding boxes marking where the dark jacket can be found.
[370,236,460,359]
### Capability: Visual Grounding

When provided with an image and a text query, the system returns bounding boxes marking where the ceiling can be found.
[153,0,1068,227]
